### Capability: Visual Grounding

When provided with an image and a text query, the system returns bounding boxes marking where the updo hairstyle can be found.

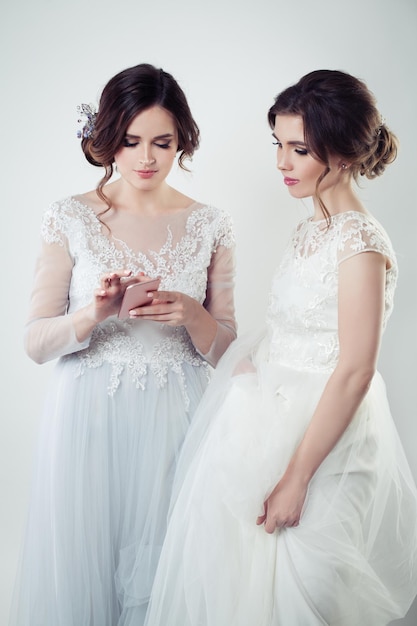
[268,69,398,221]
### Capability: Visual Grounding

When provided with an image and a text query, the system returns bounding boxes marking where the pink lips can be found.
[135,170,157,179]
[283,177,299,186]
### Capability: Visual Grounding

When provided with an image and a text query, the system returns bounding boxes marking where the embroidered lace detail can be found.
[266,212,397,371]
[150,329,210,411]
[66,322,209,407]
[45,197,231,399]
[42,198,234,309]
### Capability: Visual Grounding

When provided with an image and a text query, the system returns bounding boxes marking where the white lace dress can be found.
[9,197,236,626]
[144,211,417,626]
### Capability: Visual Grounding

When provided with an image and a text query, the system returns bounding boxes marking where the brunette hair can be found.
[268,69,398,222]
[81,63,200,207]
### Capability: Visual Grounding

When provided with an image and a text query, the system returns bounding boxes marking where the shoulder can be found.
[43,195,93,220]
[188,203,235,248]
[335,211,396,267]
[41,196,100,243]
[190,202,233,222]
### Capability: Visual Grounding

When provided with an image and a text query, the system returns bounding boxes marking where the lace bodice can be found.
[266,212,397,371]
[25,197,236,399]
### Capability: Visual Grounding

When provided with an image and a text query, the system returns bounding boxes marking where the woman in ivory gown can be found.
[144,70,417,626]
[9,63,236,626]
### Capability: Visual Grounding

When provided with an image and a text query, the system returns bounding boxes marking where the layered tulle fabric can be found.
[145,337,417,626]
[145,213,417,626]
[10,197,237,626]
[9,359,209,626]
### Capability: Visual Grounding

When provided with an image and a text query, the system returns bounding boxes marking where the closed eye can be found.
[123,139,139,148]
[122,138,173,149]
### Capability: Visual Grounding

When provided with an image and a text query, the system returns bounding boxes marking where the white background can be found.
[1,0,416,623]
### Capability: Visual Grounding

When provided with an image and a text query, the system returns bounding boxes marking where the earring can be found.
[341,163,347,170]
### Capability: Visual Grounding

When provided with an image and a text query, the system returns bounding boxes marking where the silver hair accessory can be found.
[376,115,386,136]
[76,103,97,139]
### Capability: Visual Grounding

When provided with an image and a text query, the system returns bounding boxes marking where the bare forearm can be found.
[286,366,374,485]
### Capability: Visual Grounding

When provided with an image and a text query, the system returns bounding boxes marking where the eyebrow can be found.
[272,132,307,146]
[125,132,175,140]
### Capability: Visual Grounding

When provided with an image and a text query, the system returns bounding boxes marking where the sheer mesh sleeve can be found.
[24,239,90,364]
[198,243,237,367]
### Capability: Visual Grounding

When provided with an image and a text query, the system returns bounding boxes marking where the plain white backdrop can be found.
[1,0,416,623]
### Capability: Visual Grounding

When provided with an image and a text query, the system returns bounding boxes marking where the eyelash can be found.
[272,141,308,155]
[122,140,171,149]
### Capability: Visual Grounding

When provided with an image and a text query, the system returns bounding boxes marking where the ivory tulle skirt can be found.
[9,357,209,626]
[145,331,417,626]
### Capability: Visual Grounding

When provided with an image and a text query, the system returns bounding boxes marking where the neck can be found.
[104,179,176,215]
[311,182,364,221]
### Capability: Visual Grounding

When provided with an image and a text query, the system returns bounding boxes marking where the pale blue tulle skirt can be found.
[9,356,209,626]
[145,331,417,626]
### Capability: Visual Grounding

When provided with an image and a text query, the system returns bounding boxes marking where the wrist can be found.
[285,458,314,488]
[73,304,99,342]
[184,304,217,355]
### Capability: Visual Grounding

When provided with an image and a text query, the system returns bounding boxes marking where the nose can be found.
[277,148,291,172]
[138,145,156,165]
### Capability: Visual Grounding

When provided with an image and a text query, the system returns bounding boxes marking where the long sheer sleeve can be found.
[198,243,237,367]
[25,198,237,367]
[24,239,91,364]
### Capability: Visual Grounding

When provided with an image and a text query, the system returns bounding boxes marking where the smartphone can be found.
[118,278,161,319]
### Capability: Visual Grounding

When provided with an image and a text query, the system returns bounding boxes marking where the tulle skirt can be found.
[145,331,417,626]
[9,356,209,626]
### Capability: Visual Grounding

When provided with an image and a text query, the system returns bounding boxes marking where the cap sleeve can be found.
[337,214,397,269]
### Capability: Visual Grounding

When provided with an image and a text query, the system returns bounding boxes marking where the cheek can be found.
[296,169,319,197]
[162,150,178,167]
[304,165,323,187]
[114,149,128,168]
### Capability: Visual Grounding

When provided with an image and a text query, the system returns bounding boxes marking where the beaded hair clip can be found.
[376,115,386,136]
[76,103,97,139]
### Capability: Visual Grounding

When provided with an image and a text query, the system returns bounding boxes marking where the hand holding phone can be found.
[118,278,161,319]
